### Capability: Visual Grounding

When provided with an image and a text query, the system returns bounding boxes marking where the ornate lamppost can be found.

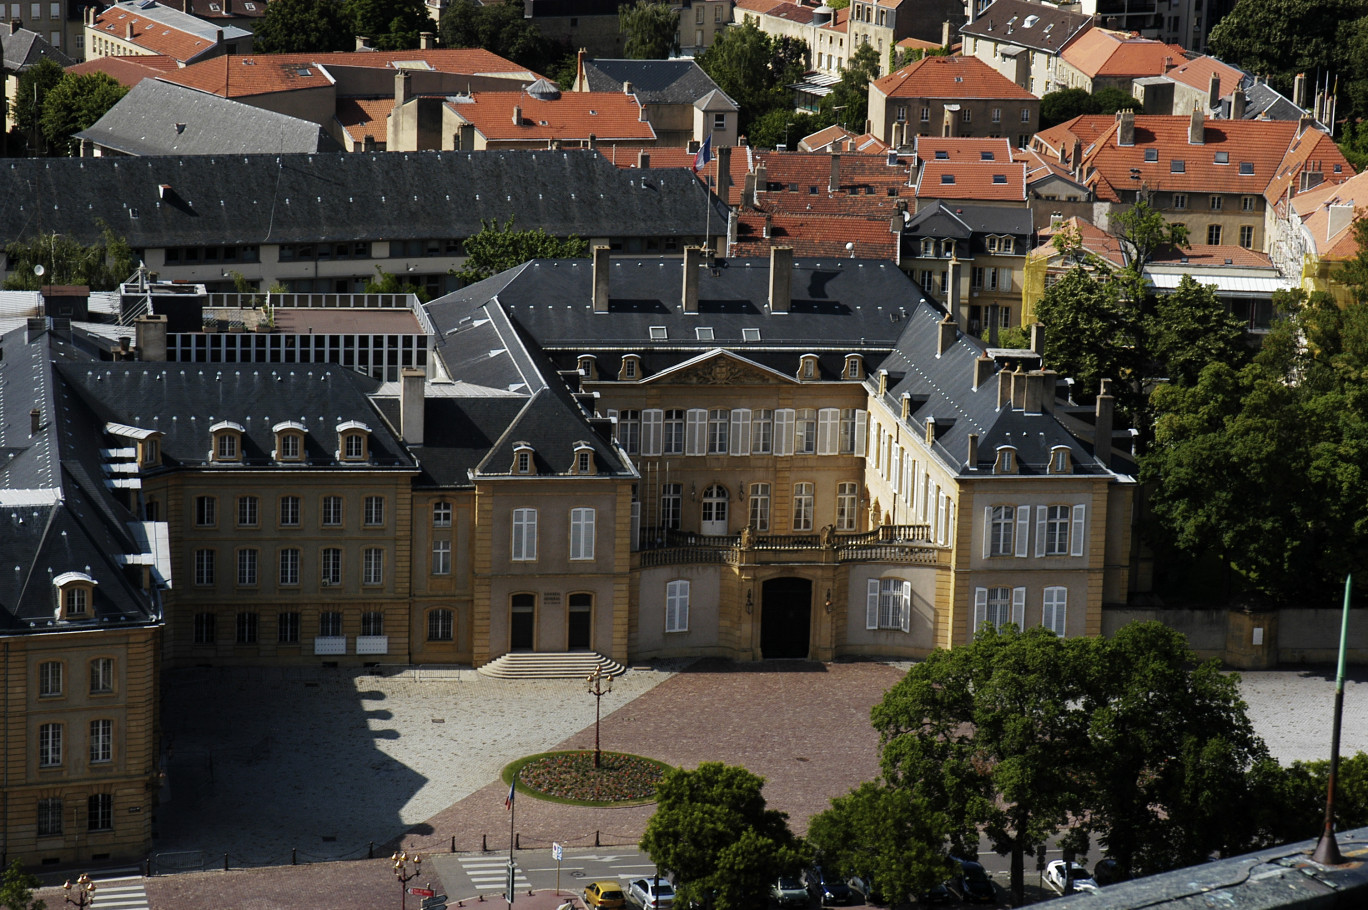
[587,666,614,769]
[393,849,423,910]
[64,873,96,909]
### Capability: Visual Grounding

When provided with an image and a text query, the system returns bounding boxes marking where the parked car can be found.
[629,878,675,910]
[918,881,952,905]
[585,881,628,909]
[1092,859,1125,887]
[773,876,810,908]
[803,866,854,905]
[950,859,995,904]
[1044,860,1100,895]
[846,873,885,905]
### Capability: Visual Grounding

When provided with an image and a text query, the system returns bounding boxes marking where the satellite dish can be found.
[32,264,45,277]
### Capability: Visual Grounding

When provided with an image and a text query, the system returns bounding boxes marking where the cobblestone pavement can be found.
[101,660,1368,910]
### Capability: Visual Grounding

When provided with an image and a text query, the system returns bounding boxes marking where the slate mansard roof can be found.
[0,151,730,249]
[579,58,732,106]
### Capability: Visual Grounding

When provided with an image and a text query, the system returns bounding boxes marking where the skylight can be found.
[696,327,714,340]
[1144,148,1158,161]
[941,174,956,184]
[935,150,949,159]
[1170,160,1185,173]
[1239,162,1254,175]
[1023,14,1038,26]
[980,151,995,160]
[1214,151,1229,164]
[992,174,1007,184]
[742,327,761,342]
[649,326,668,340]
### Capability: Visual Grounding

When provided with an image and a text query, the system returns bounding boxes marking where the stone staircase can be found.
[476,651,626,679]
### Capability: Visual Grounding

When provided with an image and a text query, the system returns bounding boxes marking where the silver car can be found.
[629,878,675,910]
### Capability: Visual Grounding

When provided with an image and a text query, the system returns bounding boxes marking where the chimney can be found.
[936,312,957,356]
[967,432,979,469]
[9,18,19,33]
[420,31,435,49]
[1188,105,1204,144]
[638,149,650,169]
[1208,71,1220,109]
[973,355,994,390]
[1040,369,1058,413]
[401,368,425,445]
[942,19,951,47]
[396,70,413,105]
[1030,322,1045,356]
[591,245,611,313]
[945,254,963,322]
[682,246,702,314]
[125,21,134,39]
[742,173,757,209]
[576,48,586,89]
[829,152,841,192]
[1094,378,1114,467]
[1070,138,1083,177]
[877,369,888,397]
[1232,86,1247,120]
[1163,55,1175,73]
[1011,365,1027,410]
[1294,72,1307,109]
[1024,371,1045,414]
[716,144,732,200]
[214,27,223,45]
[768,246,793,313]
[363,134,376,151]
[763,214,773,238]
[1117,109,1135,146]
[997,368,1012,408]
[1297,112,1315,137]
[924,416,937,446]
[587,133,597,149]
[512,104,522,126]
[30,408,40,435]
[135,314,167,361]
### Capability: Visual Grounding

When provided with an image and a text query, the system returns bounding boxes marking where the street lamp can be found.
[393,850,423,910]
[587,666,614,769]
[64,873,96,909]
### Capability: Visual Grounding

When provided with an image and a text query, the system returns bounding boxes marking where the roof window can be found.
[1170,160,1185,173]
[742,327,761,342]
[1239,161,1254,175]
[1023,14,1038,26]
[941,174,956,184]
[1144,148,1158,162]
[1214,151,1229,164]
[649,326,668,340]
[935,150,949,159]
[980,151,995,160]
[992,174,1007,184]
[695,327,715,340]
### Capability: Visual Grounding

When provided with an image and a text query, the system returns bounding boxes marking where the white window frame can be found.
[1042,586,1067,636]
[729,408,752,455]
[707,409,729,454]
[570,507,596,560]
[512,508,538,561]
[795,409,817,454]
[865,578,911,631]
[665,580,690,632]
[837,482,858,531]
[973,585,1025,632]
[751,409,773,454]
[432,539,452,575]
[90,719,113,764]
[774,409,796,456]
[793,482,814,531]
[364,495,385,527]
[39,722,62,767]
[363,547,384,585]
[816,408,840,455]
[642,409,664,456]
[685,408,708,455]
[663,409,686,455]
[749,483,770,531]
[279,548,300,586]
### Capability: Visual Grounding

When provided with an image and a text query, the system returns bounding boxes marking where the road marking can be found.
[87,869,150,910]
[458,855,532,893]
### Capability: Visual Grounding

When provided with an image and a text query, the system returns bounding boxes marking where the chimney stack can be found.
[1024,371,1045,414]
[829,153,841,192]
[1070,138,1083,177]
[1011,365,1027,409]
[924,416,937,446]
[591,245,611,313]
[623,80,633,94]
[1117,109,1135,146]
[30,408,40,436]
[1208,70,1220,109]
[967,432,979,469]
[945,254,963,323]
[587,133,596,149]
[420,30,435,48]
[768,246,793,313]
[742,173,757,209]
[1188,105,1204,144]
[135,314,167,361]
[1030,322,1045,356]
[974,355,994,390]
[1094,378,1114,467]
[878,369,888,398]
[997,368,1012,408]
[1163,55,1175,73]
[1040,370,1058,413]
[942,19,951,47]
[638,149,650,169]
[763,213,773,238]
[1232,85,1247,119]
[512,104,522,125]
[936,312,957,355]
[716,145,732,200]
[901,392,912,422]
[682,246,702,314]
[1294,72,1307,109]
[401,368,425,445]
[397,70,413,105]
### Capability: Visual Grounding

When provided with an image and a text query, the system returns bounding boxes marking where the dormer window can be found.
[273,421,307,462]
[53,571,97,622]
[336,421,371,462]
[1049,446,1072,474]
[619,355,641,381]
[799,354,819,381]
[994,446,1019,474]
[209,421,245,463]
[140,434,161,467]
[513,442,535,474]
[577,354,598,380]
[844,353,864,380]
[572,442,597,475]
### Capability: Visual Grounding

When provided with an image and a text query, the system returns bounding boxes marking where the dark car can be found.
[919,882,952,905]
[803,867,854,906]
[950,859,994,904]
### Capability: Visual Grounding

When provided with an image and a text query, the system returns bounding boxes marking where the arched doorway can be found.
[760,577,811,659]
[701,484,729,535]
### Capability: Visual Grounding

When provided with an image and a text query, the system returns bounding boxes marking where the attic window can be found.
[1144,148,1158,162]
[295,66,312,76]
[588,110,597,115]
[1023,14,1038,26]
[1214,151,1229,164]
[336,420,371,462]
[954,76,963,82]
[1239,162,1254,175]
[941,174,956,184]
[980,151,995,160]
[992,174,1007,184]
[695,327,715,340]
[1335,163,1344,173]
[649,326,668,340]
[742,327,761,342]
[1170,160,1185,173]
[934,150,949,159]
[243,2,255,7]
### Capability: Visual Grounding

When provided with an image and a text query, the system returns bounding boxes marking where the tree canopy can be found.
[40,72,129,156]
[1039,86,1142,130]
[821,43,880,133]
[619,0,679,59]
[3,226,136,291]
[14,58,64,154]
[0,858,45,910]
[456,217,589,285]
[345,0,434,50]
[697,21,808,138]
[252,0,355,53]
[641,762,806,910]
[438,0,568,76]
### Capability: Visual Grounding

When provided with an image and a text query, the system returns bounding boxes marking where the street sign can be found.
[552,842,564,862]
[408,887,435,897]
[421,896,448,910]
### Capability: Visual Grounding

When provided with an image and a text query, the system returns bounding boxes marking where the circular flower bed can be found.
[514,751,668,804]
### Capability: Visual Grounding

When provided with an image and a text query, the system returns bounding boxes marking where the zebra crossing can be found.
[458,854,533,896]
[87,868,150,910]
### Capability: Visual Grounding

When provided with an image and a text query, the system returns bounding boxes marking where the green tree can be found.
[438,0,562,75]
[252,0,354,53]
[1090,86,1142,116]
[456,217,588,285]
[0,859,45,910]
[1208,0,1358,112]
[698,22,808,136]
[364,265,430,301]
[39,72,129,156]
[872,625,1090,906]
[1147,275,1249,385]
[807,782,954,905]
[641,762,806,910]
[1112,199,1189,270]
[1034,266,1139,404]
[14,58,64,154]
[1039,87,1095,129]
[1254,751,1368,845]
[747,109,830,150]
[619,0,678,59]
[4,225,136,291]
[345,0,434,49]
[821,43,881,132]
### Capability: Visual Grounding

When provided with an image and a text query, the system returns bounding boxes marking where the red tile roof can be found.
[731,212,900,259]
[66,54,178,88]
[915,160,1027,201]
[1167,55,1245,101]
[1288,167,1368,259]
[449,91,656,143]
[915,136,1019,161]
[749,150,916,214]
[1061,28,1189,79]
[1034,216,1128,268]
[1149,244,1273,267]
[335,98,394,145]
[91,6,229,63]
[872,54,1036,100]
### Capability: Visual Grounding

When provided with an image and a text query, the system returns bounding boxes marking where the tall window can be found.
[1042,586,1067,636]
[237,495,258,527]
[65,588,87,615]
[364,496,385,526]
[39,661,62,697]
[195,495,216,526]
[839,410,859,454]
[663,410,686,455]
[217,434,237,460]
[90,658,113,694]
[793,482,814,531]
[344,434,364,459]
[866,578,908,630]
[319,611,343,637]
[279,548,300,586]
[236,611,258,644]
[321,548,342,585]
[511,508,538,561]
[194,612,216,643]
[237,549,258,586]
[795,409,817,454]
[432,539,451,575]
[321,495,343,527]
[361,611,384,636]
[90,719,112,763]
[570,508,596,560]
[433,502,453,527]
[707,409,729,453]
[1207,224,1222,244]
[428,608,454,641]
[748,483,770,531]
[751,409,773,454]
[665,580,690,632]
[37,798,62,836]
[363,548,384,585]
[988,506,1014,556]
[1239,225,1254,248]
[619,410,641,454]
[279,495,300,527]
[1043,505,1070,555]
[836,482,858,531]
[39,722,61,767]
[279,433,301,460]
[984,586,1011,627]
[660,484,682,530]
[88,793,113,831]
[194,549,215,585]
[278,612,300,643]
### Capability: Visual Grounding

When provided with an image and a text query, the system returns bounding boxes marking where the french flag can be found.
[505,778,516,811]
[692,134,713,174]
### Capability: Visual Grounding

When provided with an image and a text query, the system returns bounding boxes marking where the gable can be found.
[646,350,799,386]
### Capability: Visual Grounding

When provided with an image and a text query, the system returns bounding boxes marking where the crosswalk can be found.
[458,854,533,896]
[87,868,150,910]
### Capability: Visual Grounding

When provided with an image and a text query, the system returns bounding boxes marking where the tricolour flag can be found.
[692,134,713,174]
[505,777,516,811]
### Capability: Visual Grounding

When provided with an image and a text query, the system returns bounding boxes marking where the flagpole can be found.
[508,772,517,906]
[1313,574,1351,865]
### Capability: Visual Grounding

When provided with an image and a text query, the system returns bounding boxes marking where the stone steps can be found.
[477,651,626,679]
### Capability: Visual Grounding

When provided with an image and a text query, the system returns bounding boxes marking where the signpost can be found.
[552,842,564,895]
[409,888,435,898]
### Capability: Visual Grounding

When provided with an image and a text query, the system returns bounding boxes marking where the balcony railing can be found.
[314,636,347,655]
[356,635,389,655]
[636,524,939,566]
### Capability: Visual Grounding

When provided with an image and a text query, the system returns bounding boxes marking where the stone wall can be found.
[1103,606,1368,666]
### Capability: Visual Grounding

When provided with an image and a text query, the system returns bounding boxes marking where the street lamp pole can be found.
[64,873,96,909]
[393,850,423,910]
[587,666,614,769]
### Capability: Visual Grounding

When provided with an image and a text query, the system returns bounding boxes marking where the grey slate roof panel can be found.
[581,59,728,105]
[0,27,74,71]
[0,151,729,248]
[960,0,1093,54]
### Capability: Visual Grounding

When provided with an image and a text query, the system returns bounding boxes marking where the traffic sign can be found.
[408,887,435,897]
[421,895,448,910]
[552,842,564,862]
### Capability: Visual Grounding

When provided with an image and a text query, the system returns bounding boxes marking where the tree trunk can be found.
[1010,840,1025,907]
